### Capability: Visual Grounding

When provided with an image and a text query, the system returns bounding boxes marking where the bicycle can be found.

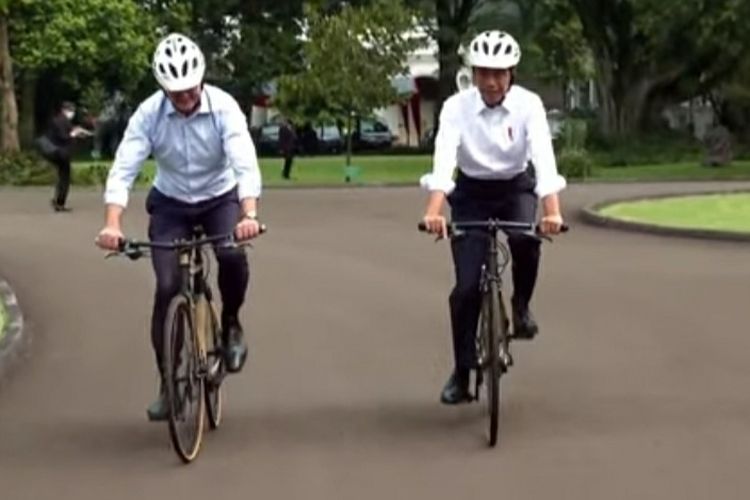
[419,219,567,447]
[109,224,265,463]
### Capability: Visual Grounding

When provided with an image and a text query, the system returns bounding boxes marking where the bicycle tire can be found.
[163,294,205,463]
[486,281,503,447]
[203,299,224,430]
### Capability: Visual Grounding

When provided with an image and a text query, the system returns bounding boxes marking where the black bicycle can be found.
[419,219,567,447]
[111,224,265,463]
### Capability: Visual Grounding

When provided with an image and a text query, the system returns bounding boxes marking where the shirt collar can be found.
[472,85,517,116]
[165,87,212,117]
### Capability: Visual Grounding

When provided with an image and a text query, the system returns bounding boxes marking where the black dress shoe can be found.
[50,199,71,212]
[512,303,539,340]
[440,370,473,405]
[222,317,248,373]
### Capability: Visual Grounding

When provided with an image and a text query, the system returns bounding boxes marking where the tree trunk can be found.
[433,0,477,130]
[19,72,37,149]
[594,51,655,138]
[345,111,353,167]
[0,14,19,152]
[436,34,461,123]
[617,81,651,135]
[593,53,617,137]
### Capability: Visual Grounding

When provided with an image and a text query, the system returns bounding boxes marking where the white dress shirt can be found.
[104,84,262,207]
[420,85,566,198]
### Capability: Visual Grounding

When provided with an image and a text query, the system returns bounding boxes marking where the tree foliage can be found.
[274,0,420,163]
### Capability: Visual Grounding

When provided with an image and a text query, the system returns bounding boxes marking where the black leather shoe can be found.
[512,302,539,340]
[440,370,473,405]
[222,317,248,374]
[51,199,71,212]
[146,385,168,421]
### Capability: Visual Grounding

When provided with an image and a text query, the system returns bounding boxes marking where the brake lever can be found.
[433,227,462,242]
[234,241,254,250]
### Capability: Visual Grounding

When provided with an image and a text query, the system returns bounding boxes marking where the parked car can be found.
[352,118,394,151]
[315,124,344,154]
[255,124,280,156]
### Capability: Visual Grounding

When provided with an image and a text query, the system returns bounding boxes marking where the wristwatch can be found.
[241,210,258,221]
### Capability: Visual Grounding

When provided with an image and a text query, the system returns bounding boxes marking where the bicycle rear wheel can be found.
[202,298,224,430]
[163,294,205,463]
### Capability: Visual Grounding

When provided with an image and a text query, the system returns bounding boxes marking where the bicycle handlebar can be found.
[417,220,569,239]
[111,224,268,260]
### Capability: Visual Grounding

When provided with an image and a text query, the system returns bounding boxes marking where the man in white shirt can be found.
[420,30,566,404]
[95,33,263,420]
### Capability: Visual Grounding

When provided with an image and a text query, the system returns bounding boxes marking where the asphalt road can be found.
[1,182,749,499]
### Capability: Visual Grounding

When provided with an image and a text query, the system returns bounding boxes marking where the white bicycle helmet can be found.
[152,33,206,92]
[466,30,521,69]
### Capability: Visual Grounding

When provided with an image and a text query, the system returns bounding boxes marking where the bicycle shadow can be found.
[0,398,490,468]
[207,397,492,453]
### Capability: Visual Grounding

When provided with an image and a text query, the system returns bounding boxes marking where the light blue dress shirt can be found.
[104,84,262,207]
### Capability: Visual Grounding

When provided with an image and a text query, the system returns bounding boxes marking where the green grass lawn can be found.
[589,161,750,182]
[73,157,750,186]
[600,193,750,233]
[75,155,433,187]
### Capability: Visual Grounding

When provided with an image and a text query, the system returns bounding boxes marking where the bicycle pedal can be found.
[500,350,514,370]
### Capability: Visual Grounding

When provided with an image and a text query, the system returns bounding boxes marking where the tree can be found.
[432,0,478,113]
[8,0,155,147]
[0,0,18,151]
[517,0,593,86]
[224,2,305,113]
[137,0,306,116]
[274,0,420,165]
[569,0,750,137]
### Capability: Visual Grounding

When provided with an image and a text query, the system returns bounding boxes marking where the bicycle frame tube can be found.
[179,248,192,296]
[486,231,501,287]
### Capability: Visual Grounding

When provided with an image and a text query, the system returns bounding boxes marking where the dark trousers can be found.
[447,170,541,371]
[52,157,71,208]
[146,186,249,371]
[281,154,294,179]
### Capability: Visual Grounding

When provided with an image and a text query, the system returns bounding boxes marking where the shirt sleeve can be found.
[222,99,262,200]
[526,95,566,198]
[420,99,461,193]
[103,105,153,207]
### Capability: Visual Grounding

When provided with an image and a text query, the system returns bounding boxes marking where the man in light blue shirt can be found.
[96,33,262,421]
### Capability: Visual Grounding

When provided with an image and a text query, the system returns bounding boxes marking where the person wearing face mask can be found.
[95,33,263,421]
[43,101,91,211]
[419,30,567,404]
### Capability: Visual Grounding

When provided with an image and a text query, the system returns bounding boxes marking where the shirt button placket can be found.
[183,121,191,201]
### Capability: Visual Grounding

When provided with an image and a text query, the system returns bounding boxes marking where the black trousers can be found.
[146,186,249,370]
[52,156,71,208]
[447,170,541,371]
[281,154,294,179]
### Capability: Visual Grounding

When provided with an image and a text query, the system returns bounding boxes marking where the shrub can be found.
[0,151,55,186]
[557,148,594,179]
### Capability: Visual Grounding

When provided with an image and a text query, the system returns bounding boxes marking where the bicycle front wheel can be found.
[484,282,503,447]
[163,294,205,463]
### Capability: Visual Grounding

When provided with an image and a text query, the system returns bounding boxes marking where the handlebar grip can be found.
[417,222,428,232]
[117,238,128,252]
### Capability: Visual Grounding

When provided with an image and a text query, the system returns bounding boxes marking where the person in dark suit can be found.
[43,101,92,211]
[279,117,297,179]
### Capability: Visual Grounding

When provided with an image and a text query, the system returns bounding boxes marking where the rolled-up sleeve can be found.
[222,102,262,200]
[527,95,566,198]
[420,99,461,193]
[104,107,153,207]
